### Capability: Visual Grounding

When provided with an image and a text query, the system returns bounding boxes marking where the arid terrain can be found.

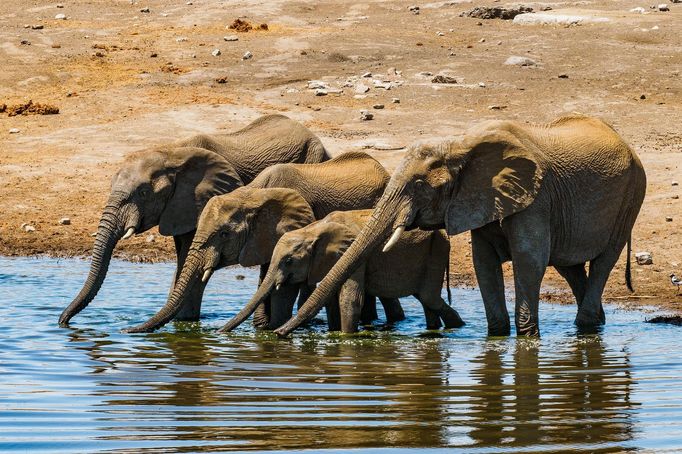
[1,0,680,312]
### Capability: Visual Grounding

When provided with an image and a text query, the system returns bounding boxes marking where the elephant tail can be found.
[625,235,634,292]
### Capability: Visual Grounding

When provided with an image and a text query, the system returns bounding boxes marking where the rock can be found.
[235,274,246,280]
[658,3,669,10]
[505,55,537,66]
[242,51,252,60]
[630,7,647,13]
[150,52,157,57]
[175,37,188,42]
[58,217,71,225]
[20,40,30,45]
[418,71,433,77]
[9,128,20,134]
[21,223,36,232]
[488,105,507,110]
[31,24,44,30]
[354,83,370,93]
[673,195,680,199]
[672,181,679,186]
[360,110,374,121]
[478,82,486,87]
[223,35,238,41]
[315,89,328,96]
[215,76,228,84]
[513,13,610,25]
[52,44,61,48]
[55,13,67,20]
[392,97,400,103]
[408,5,420,14]
[373,104,384,109]
[640,94,647,100]
[666,216,673,222]
[436,31,445,36]
[432,75,457,84]
[461,6,533,20]
[558,73,569,78]
[362,72,372,78]
[146,234,156,243]
[635,252,653,265]
[56,3,64,7]
[211,48,221,56]
[140,7,150,13]
[308,80,329,89]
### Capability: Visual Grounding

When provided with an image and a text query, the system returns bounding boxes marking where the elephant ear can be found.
[446,133,544,235]
[308,222,356,285]
[159,147,243,236]
[238,188,315,267]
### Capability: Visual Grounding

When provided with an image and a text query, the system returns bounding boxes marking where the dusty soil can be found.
[0,0,680,313]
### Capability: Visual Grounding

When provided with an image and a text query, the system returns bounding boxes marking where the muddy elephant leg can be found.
[555,263,604,322]
[337,268,366,333]
[471,230,510,336]
[173,231,207,321]
[380,298,405,323]
[576,247,623,329]
[360,294,379,324]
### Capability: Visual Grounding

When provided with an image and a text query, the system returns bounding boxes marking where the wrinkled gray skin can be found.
[220,209,465,333]
[276,115,647,337]
[59,114,329,327]
[124,152,401,333]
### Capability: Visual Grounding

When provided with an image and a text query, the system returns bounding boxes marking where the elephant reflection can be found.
[467,337,634,448]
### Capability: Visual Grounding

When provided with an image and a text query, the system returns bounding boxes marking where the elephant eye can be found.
[284,257,293,265]
[138,188,151,198]
[414,179,426,188]
[220,230,230,238]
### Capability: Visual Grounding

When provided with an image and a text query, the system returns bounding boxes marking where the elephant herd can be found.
[58,113,646,337]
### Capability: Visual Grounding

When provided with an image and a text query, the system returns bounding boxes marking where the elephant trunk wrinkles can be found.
[276,189,408,336]
[219,268,275,332]
[125,249,204,333]
[59,195,138,326]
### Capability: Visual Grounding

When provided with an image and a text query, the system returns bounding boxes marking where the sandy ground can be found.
[0,0,680,313]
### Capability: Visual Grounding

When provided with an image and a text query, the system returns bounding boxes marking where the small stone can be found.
[478,81,486,87]
[360,110,374,121]
[432,75,457,84]
[558,74,569,78]
[9,128,20,134]
[20,40,30,45]
[354,83,370,93]
[94,51,105,57]
[373,104,384,109]
[505,55,537,66]
[56,3,64,7]
[58,217,71,225]
[308,80,328,89]
[150,52,157,57]
[408,5,420,14]
[186,1,193,4]
[658,3,669,10]
[55,13,67,20]
[666,216,673,222]
[242,51,252,60]
[488,105,507,110]
[672,181,679,186]
[630,6,647,13]
[392,97,400,103]
[176,37,188,42]
[223,35,238,41]
[215,76,228,84]
[479,38,486,43]
[51,44,61,48]
[31,24,44,30]
[235,274,246,280]
[436,31,445,36]
[635,252,653,265]
[362,72,372,78]
[140,7,150,13]
[21,223,36,232]
[672,195,679,199]
[315,89,328,96]
[640,94,646,100]
[146,234,156,243]
[211,48,221,56]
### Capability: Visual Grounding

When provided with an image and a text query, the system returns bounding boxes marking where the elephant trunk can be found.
[58,195,138,327]
[124,248,205,333]
[219,268,276,332]
[275,189,409,336]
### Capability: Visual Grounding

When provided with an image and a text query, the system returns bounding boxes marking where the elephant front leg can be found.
[172,231,204,321]
[471,230,510,336]
[380,298,405,323]
[360,294,379,324]
[337,269,366,333]
[268,283,300,330]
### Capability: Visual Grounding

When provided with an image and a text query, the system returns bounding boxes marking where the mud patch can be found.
[646,315,682,326]
[460,6,533,20]
[4,100,59,116]
[228,19,268,32]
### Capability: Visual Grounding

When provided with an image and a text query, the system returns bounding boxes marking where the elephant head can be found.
[219,220,355,332]
[124,187,316,333]
[275,126,545,336]
[58,146,242,326]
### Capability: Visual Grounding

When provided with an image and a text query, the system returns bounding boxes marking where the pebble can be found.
[437,31,445,36]
[360,110,374,121]
[479,38,486,43]
[175,37,188,42]
[242,51,252,60]
[630,6,647,13]
[308,80,329,89]
[55,13,67,19]
[20,40,30,45]
[140,7,150,13]
[558,74,569,78]
[373,104,384,109]
[354,83,370,93]
[315,89,328,96]
[666,216,674,222]
[432,75,457,84]
[211,48,221,56]
[505,55,537,66]
[392,97,400,103]
[235,275,246,280]
[21,223,36,232]
[478,81,486,87]
[362,72,372,78]
[672,181,679,186]
[488,105,507,110]
[31,24,44,30]
[658,3,669,10]
[408,5,420,14]
[59,217,71,225]
[56,3,64,7]
[146,234,155,243]
[224,35,238,41]
[9,128,20,134]
[635,252,653,265]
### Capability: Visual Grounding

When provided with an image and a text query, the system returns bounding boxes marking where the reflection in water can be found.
[0,257,680,452]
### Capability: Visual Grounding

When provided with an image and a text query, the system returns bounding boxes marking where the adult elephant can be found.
[275,115,646,337]
[220,209,464,333]
[59,114,329,327]
[124,152,404,333]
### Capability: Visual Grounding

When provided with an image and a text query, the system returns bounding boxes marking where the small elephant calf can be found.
[220,209,465,333]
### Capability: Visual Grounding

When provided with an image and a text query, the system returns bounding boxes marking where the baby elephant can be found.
[221,210,465,333]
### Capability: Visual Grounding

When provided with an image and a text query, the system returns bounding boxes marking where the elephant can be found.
[58,114,329,327]
[123,151,405,333]
[220,209,465,333]
[275,114,646,337]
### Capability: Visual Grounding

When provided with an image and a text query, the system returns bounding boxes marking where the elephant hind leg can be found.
[576,247,625,329]
[360,294,379,324]
[380,298,405,323]
[417,293,464,329]
[555,263,605,322]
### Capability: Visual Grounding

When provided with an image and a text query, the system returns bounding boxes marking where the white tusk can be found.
[382,226,405,253]
[201,268,213,283]
[275,283,281,291]
[121,227,135,240]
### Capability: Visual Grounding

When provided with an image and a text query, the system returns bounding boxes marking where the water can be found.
[1,256,681,452]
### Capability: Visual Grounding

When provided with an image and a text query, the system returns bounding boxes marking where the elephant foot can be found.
[575,308,605,334]
[440,307,465,329]
[382,299,406,323]
[516,325,540,337]
[487,321,511,337]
